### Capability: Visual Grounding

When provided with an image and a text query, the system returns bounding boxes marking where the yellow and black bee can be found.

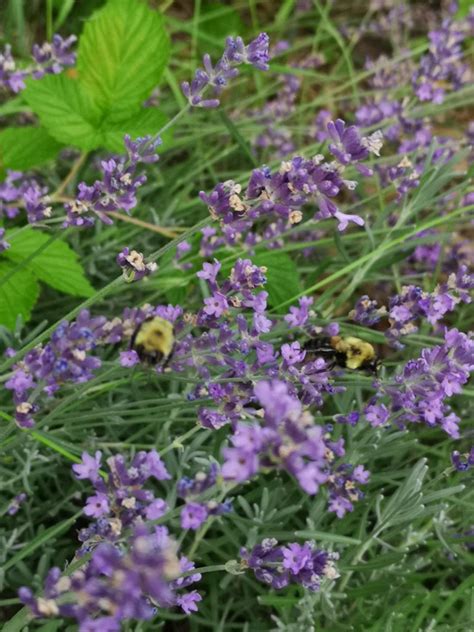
[304,335,379,373]
[130,316,175,365]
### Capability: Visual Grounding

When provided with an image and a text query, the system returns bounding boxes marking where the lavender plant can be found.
[0,0,473,630]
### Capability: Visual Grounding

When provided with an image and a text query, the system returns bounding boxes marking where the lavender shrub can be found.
[1,1,473,630]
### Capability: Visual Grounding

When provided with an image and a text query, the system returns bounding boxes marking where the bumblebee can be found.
[304,335,379,373]
[130,316,175,364]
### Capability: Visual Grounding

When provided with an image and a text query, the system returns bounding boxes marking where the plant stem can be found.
[53,151,89,199]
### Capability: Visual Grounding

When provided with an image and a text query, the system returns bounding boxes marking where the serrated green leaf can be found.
[22,74,101,150]
[4,228,94,297]
[77,0,170,119]
[0,261,40,329]
[252,251,302,308]
[100,107,171,152]
[0,126,63,172]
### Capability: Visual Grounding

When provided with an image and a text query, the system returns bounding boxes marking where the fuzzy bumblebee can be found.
[304,335,379,373]
[130,316,175,364]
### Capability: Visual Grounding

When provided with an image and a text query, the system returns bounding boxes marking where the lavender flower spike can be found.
[181,33,270,108]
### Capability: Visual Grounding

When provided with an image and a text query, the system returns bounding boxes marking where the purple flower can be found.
[20,525,201,627]
[177,464,219,499]
[120,350,140,367]
[281,542,313,573]
[64,136,160,228]
[0,227,10,252]
[285,296,314,327]
[364,403,389,427]
[0,45,27,91]
[1,35,76,93]
[197,259,221,286]
[143,450,171,481]
[412,17,470,104]
[221,380,367,510]
[222,441,260,482]
[375,329,474,437]
[203,292,229,317]
[227,33,270,70]
[254,379,301,423]
[241,538,339,590]
[199,408,229,430]
[73,451,102,481]
[327,119,369,165]
[349,295,387,326]
[181,33,269,108]
[116,248,157,282]
[181,502,209,530]
[281,341,306,366]
[177,590,202,614]
[84,493,110,518]
[31,34,77,78]
[451,447,474,472]
[7,492,27,516]
[145,499,168,520]
[334,411,360,426]
[5,369,35,394]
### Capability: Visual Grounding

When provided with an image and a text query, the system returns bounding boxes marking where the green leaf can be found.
[100,108,171,152]
[252,251,302,308]
[4,228,95,298]
[77,0,170,119]
[22,74,101,150]
[52,0,76,31]
[0,126,63,172]
[295,530,362,545]
[200,2,244,41]
[0,261,40,329]
[1,513,80,573]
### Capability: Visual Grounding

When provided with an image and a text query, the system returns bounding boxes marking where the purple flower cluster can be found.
[20,450,206,627]
[0,170,52,225]
[200,122,382,244]
[366,328,474,438]
[73,450,170,546]
[5,310,106,428]
[349,295,387,327]
[407,229,443,269]
[327,119,383,176]
[0,34,76,93]
[116,247,157,282]
[451,447,474,472]
[222,380,369,516]
[241,538,339,590]
[0,135,160,231]
[182,33,270,108]
[348,7,473,202]
[177,464,232,530]
[350,267,473,348]
[20,524,202,629]
[412,17,472,104]
[64,135,161,227]
[31,34,77,78]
